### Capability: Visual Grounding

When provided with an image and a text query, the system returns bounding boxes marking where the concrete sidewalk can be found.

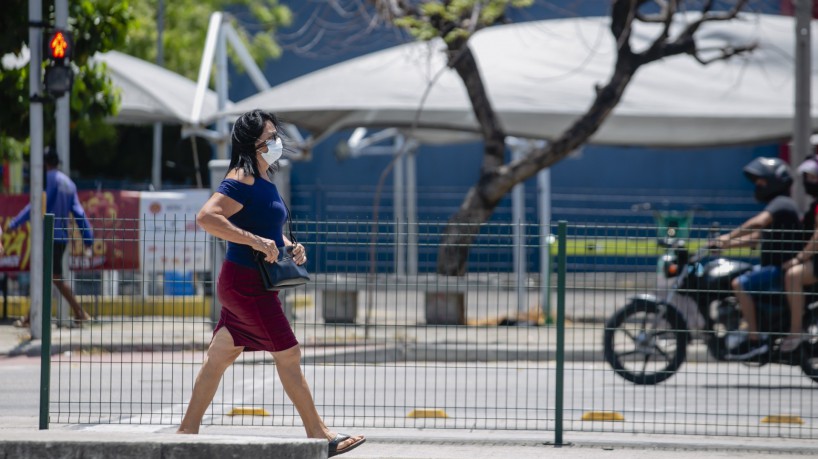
[0,424,813,458]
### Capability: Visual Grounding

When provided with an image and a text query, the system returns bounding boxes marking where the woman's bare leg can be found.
[177,328,243,434]
[272,345,364,451]
[53,278,90,322]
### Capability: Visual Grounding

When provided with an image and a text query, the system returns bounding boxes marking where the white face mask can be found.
[259,137,283,165]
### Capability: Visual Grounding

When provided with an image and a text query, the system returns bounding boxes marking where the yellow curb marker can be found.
[761,415,804,425]
[581,411,624,421]
[407,409,448,419]
[226,407,271,416]
[289,294,314,309]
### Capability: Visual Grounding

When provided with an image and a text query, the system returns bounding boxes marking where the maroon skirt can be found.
[214,260,298,352]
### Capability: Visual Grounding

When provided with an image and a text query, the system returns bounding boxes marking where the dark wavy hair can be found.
[227,109,282,178]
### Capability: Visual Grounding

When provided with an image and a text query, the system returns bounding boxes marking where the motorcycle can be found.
[603,238,818,385]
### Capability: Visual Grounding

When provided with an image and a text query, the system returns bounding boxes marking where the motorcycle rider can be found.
[781,155,818,353]
[710,157,801,360]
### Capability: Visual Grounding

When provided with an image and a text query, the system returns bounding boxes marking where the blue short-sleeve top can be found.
[216,177,288,268]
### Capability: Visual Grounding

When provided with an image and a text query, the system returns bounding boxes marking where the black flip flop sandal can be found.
[328,433,366,457]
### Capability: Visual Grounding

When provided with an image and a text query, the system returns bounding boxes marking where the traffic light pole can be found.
[53,0,70,325]
[55,0,70,171]
[152,0,165,191]
[28,0,45,340]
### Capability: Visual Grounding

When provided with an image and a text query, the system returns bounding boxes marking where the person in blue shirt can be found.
[9,147,93,327]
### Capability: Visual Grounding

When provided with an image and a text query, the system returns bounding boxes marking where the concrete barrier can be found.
[0,429,326,459]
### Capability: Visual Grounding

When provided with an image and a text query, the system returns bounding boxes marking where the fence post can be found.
[554,220,567,446]
[39,213,54,430]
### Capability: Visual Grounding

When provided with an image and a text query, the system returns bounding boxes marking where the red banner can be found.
[0,190,140,272]
[0,195,34,272]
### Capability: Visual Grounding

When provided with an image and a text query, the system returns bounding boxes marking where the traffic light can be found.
[43,29,74,97]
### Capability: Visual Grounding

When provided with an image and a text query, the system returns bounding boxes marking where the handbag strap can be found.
[282,199,297,245]
[266,169,298,245]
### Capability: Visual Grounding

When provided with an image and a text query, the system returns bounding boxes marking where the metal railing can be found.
[31,215,818,440]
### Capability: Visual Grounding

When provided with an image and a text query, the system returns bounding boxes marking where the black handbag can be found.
[254,246,310,290]
[253,202,310,290]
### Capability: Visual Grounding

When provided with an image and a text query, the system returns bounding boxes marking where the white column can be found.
[406,145,418,276]
[793,0,814,212]
[511,147,526,315]
[215,19,229,160]
[538,168,552,323]
[393,136,406,276]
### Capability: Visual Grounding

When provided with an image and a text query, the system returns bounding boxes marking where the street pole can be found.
[152,0,165,190]
[55,0,69,171]
[215,17,229,160]
[793,0,814,212]
[393,136,405,276]
[53,0,71,325]
[538,168,552,324]
[28,0,45,340]
[511,146,526,316]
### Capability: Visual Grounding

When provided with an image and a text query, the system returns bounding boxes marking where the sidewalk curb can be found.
[0,430,325,459]
[3,340,714,364]
[364,435,817,455]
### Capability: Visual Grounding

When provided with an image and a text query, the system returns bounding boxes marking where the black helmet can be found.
[743,156,793,202]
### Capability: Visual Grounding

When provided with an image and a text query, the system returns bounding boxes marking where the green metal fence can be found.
[35,216,818,440]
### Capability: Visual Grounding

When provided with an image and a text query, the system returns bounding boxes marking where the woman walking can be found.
[177,109,365,458]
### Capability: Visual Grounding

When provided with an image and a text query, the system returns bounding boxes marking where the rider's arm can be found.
[715,211,772,249]
[794,214,818,265]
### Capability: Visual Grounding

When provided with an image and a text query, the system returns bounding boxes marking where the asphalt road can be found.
[2,354,816,440]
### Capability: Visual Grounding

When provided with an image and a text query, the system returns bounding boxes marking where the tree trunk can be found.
[437,183,499,276]
[436,41,506,276]
[437,54,638,275]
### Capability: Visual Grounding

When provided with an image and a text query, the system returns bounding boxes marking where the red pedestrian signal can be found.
[50,31,69,59]
[44,29,74,97]
[46,29,73,62]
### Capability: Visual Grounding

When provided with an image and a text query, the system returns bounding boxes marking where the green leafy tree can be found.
[1,0,290,180]
[122,0,291,80]
[0,0,130,164]
[80,0,291,179]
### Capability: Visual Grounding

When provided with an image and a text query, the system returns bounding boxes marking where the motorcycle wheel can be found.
[799,311,818,384]
[604,301,688,385]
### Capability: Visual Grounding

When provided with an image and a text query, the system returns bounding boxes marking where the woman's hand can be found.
[291,243,307,265]
[251,236,279,263]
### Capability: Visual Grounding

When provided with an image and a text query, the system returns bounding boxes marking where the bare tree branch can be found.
[677,0,749,40]
[692,42,757,64]
[500,0,756,199]
[637,0,751,66]
[639,0,678,59]
[635,0,672,23]
[467,2,483,35]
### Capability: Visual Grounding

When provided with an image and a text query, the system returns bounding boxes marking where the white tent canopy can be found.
[220,14,818,147]
[95,51,228,125]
